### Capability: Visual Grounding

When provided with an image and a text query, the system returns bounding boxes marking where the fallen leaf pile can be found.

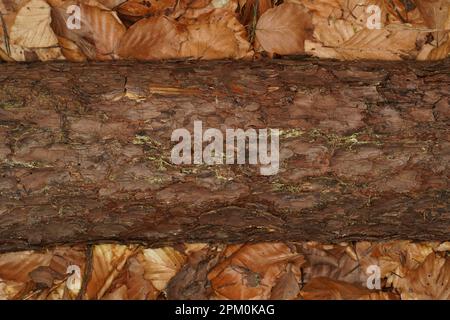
[0,241,448,300]
[0,0,449,61]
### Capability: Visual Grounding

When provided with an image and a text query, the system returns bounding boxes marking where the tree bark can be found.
[0,58,449,252]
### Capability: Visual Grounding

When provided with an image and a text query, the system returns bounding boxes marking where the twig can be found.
[0,12,11,57]
[76,245,93,300]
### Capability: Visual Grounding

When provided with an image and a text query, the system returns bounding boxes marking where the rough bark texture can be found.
[0,58,449,252]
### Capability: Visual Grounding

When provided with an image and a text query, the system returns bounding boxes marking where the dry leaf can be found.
[301,277,398,300]
[116,0,154,24]
[255,3,313,56]
[117,15,187,59]
[50,0,126,60]
[141,247,186,291]
[180,10,252,59]
[0,250,53,283]
[85,244,136,299]
[300,242,363,284]
[103,255,159,300]
[356,241,437,288]
[0,279,25,300]
[395,253,450,300]
[269,264,300,300]
[57,35,87,61]
[208,243,305,299]
[310,26,421,60]
[10,0,58,48]
[166,245,221,300]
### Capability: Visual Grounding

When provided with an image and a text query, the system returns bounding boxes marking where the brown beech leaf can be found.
[0,280,25,300]
[300,277,399,300]
[208,243,305,299]
[395,253,450,300]
[180,0,238,19]
[116,15,187,60]
[116,0,154,23]
[269,264,301,300]
[255,3,313,56]
[166,245,221,300]
[97,0,126,8]
[115,0,183,24]
[311,17,358,48]
[57,36,87,61]
[416,0,450,31]
[85,244,136,299]
[10,0,58,48]
[141,247,186,291]
[180,9,253,59]
[285,0,342,20]
[50,0,126,60]
[0,13,21,61]
[356,241,437,287]
[300,242,363,284]
[307,26,421,60]
[6,0,64,61]
[103,255,159,300]
[0,250,53,283]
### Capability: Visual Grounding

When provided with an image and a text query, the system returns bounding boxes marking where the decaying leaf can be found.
[255,3,313,56]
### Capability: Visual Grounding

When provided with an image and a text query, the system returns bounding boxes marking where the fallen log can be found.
[0,58,449,252]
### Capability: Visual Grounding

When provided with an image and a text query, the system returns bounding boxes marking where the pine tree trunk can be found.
[0,58,449,252]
